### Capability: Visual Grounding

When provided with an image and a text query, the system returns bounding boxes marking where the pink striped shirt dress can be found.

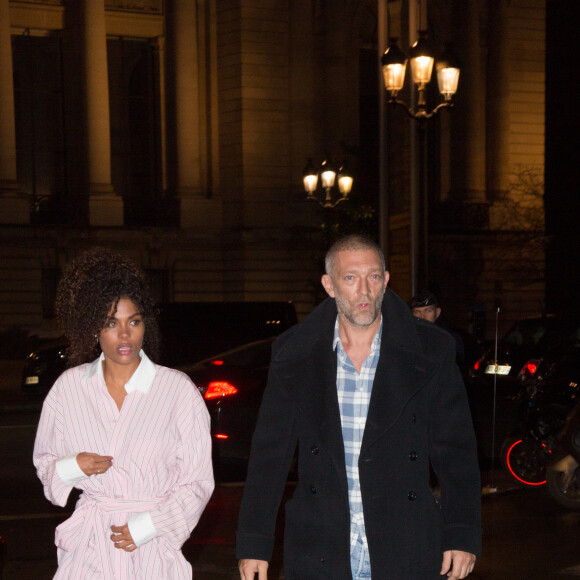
[33,351,214,579]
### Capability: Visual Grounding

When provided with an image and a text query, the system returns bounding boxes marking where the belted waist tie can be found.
[67,493,167,579]
[84,493,166,513]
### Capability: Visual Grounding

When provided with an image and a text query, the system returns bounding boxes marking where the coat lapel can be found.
[273,298,348,479]
[310,344,347,476]
[361,345,436,453]
[276,335,347,480]
[361,290,437,453]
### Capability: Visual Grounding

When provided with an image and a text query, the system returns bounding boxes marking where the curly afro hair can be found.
[55,247,161,367]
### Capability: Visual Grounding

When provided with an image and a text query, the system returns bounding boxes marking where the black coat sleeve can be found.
[236,337,298,562]
[428,331,482,556]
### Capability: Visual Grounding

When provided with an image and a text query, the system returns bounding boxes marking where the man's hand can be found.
[239,558,268,580]
[441,550,476,579]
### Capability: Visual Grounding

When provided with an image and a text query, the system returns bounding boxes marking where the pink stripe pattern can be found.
[33,362,214,579]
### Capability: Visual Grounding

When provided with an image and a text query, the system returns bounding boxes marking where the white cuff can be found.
[127,512,157,547]
[55,454,89,486]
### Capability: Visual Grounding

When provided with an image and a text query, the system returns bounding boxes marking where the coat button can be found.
[409,451,418,461]
[408,491,417,501]
[310,485,317,494]
[311,446,319,455]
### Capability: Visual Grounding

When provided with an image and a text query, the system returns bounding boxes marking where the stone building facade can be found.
[0,0,547,344]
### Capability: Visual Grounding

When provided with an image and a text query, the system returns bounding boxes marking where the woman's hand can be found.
[76,452,113,476]
[110,524,137,552]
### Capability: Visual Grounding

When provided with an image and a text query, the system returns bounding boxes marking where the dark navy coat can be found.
[236,289,481,579]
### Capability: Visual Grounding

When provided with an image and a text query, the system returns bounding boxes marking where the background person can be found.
[409,289,442,323]
[237,235,481,580]
[410,289,466,367]
[33,247,214,579]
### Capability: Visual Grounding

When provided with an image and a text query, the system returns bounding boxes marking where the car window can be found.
[502,318,580,350]
[158,302,296,366]
[503,321,547,346]
[208,341,273,369]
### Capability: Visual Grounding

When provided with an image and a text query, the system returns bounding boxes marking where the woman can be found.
[33,247,214,579]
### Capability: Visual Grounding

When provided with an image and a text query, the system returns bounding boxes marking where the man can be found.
[409,289,465,366]
[409,289,442,323]
[237,235,481,579]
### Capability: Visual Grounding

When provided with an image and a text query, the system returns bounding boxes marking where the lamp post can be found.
[381,33,460,122]
[302,158,353,209]
[381,32,460,295]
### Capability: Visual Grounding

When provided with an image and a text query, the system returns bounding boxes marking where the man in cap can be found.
[409,289,442,324]
[409,289,465,366]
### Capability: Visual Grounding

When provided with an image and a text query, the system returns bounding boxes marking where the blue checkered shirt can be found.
[333,316,382,566]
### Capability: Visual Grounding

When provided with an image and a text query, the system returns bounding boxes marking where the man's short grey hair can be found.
[324,235,386,277]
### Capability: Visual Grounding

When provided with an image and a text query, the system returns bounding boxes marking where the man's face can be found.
[412,305,441,323]
[321,249,389,327]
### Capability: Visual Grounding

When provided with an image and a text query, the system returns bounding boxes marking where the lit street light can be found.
[302,158,353,208]
[381,30,460,294]
[381,32,460,121]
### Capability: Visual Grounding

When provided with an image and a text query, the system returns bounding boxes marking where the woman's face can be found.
[99,297,145,370]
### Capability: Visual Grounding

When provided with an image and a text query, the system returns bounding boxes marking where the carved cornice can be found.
[106,0,162,13]
[10,0,163,13]
[11,0,64,6]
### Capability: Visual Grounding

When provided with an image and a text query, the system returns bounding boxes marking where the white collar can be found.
[84,350,157,394]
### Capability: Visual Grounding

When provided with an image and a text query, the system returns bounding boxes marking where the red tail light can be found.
[204,381,238,399]
[473,359,481,371]
[518,359,540,378]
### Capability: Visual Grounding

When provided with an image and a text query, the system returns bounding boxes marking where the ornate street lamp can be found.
[381,31,460,295]
[302,158,353,208]
[381,33,460,121]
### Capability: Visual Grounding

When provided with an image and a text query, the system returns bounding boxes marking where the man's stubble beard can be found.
[334,288,385,327]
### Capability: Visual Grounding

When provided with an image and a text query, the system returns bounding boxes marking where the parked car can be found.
[178,338,275,478]
[21,301,297,396]
[467,314,580,460]
[21,338,68,396]
[469,314,580,396]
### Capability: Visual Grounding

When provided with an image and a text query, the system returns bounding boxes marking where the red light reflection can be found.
[204,381,238,399]
[505,439,546,486]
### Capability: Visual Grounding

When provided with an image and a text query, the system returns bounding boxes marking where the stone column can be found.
[449,0,487,202]
[486,0,510,201]
[169,0,206,229]
[81,0,123,226]
[0,0,28,224]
